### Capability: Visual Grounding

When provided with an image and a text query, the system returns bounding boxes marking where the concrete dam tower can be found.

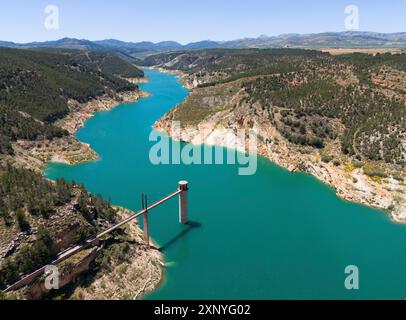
[179,181,189,224]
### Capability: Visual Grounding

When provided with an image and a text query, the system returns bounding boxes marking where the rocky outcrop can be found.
[9,89,148,172]
[154,80,406,223]
[12,136,98,171]
[5,208,163,301]
[65,208,163,300]
[57,90,148,135]
[28,247,102,300]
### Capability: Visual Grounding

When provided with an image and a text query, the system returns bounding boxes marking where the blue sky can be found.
[1,0,405,43]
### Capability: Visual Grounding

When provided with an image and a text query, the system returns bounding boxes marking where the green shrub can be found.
[363,164,388,178]
[321,152,333,163]
[16,209,30,232]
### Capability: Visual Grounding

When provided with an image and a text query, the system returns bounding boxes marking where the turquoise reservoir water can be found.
[45,70,406,300]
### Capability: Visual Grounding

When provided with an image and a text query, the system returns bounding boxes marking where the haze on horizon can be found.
[0,0,405,44]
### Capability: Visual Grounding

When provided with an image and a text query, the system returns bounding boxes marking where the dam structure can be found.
[3,181,189,293]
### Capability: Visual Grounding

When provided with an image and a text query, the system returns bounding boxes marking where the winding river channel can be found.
[45,70,406,300]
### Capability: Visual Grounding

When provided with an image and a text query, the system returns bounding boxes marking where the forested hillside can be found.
[0,104,67,155]
[0,164,117,290]
[139,48,330,84]
[0,48,143,122]
[0,48,144,157]
[152,48,406,219]
[0,48,147,298]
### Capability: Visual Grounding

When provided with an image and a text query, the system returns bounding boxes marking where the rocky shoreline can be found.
[11,88,149,171]
[57,90,149,135]
[67,207,163,300]
[7,207,163,300]
[153,78,406,224]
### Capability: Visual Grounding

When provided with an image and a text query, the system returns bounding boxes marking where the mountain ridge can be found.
[1,31,405,57]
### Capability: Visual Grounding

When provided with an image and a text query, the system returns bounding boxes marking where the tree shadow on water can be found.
[159,221,201,252]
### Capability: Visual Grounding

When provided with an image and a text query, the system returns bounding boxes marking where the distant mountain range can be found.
[0,38,222,56]
[226,31,406,49]
[1,31,406,57]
